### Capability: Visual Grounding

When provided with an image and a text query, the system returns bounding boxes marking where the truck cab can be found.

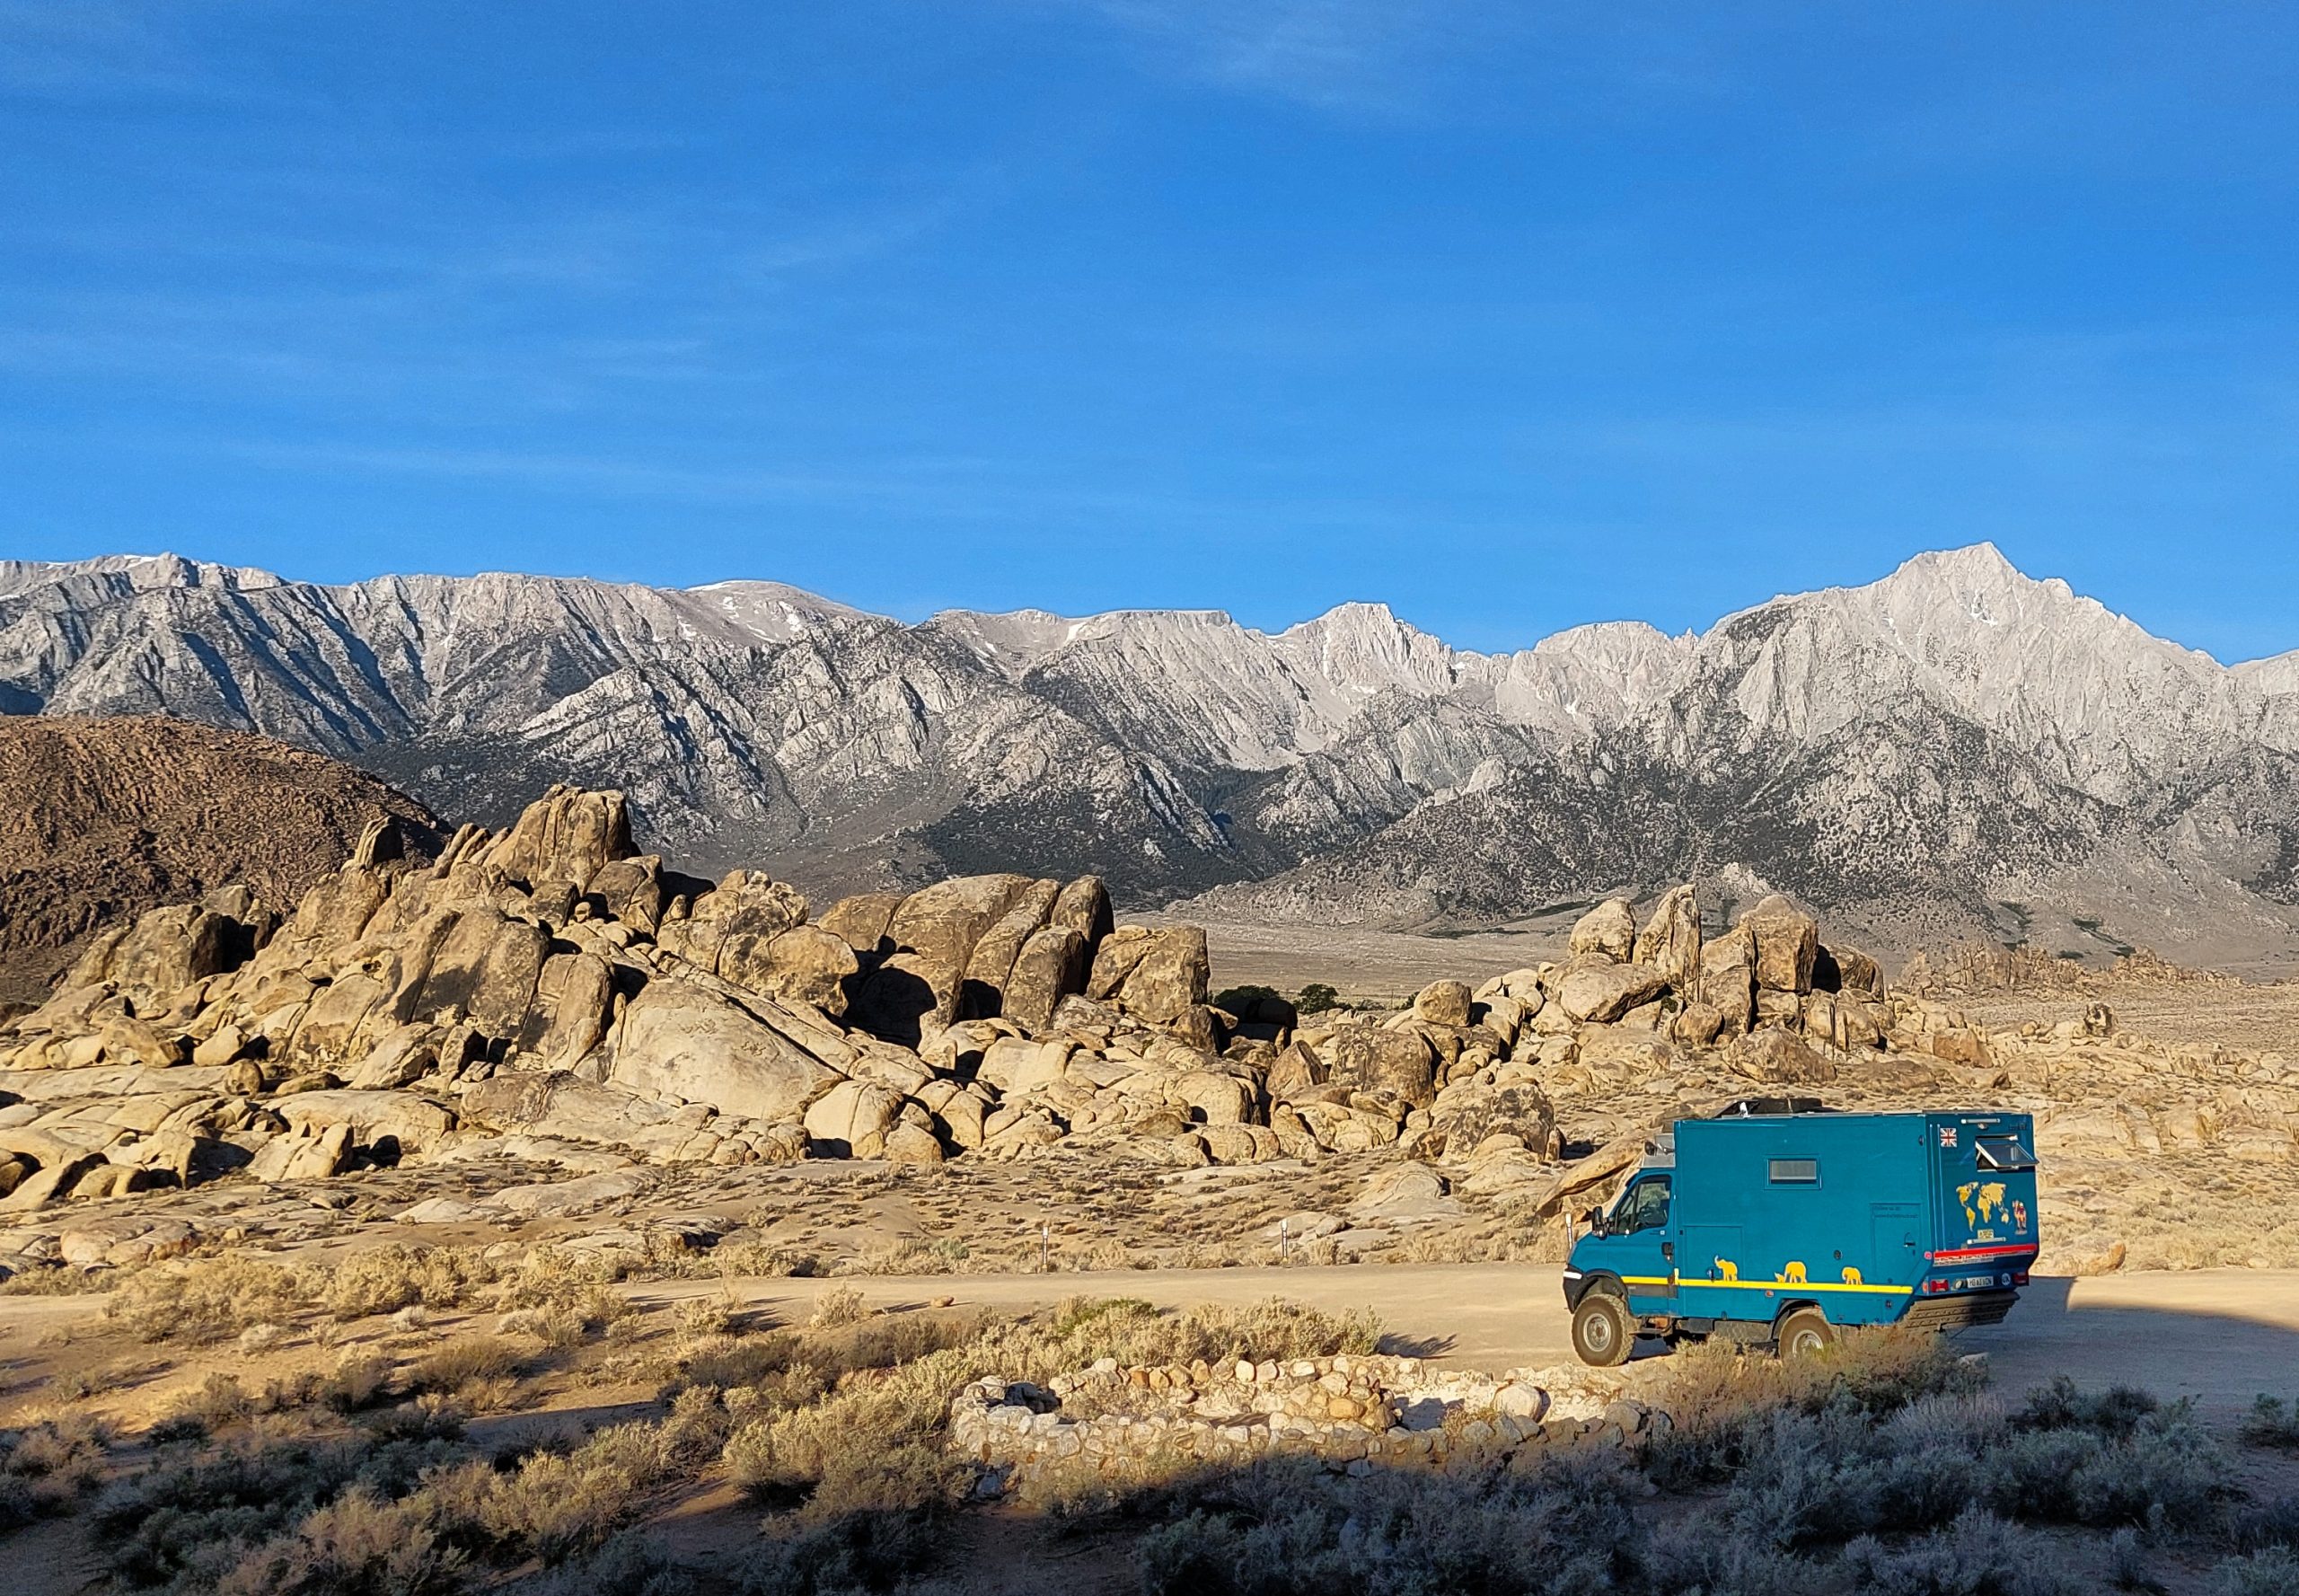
[1562,1101,2039,1365]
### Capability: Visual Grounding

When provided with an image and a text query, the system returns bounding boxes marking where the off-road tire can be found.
[1572,1289,1634,1368]
[1776,1305,1834,1360]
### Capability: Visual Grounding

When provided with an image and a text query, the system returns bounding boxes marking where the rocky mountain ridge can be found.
[8,546,2299,959]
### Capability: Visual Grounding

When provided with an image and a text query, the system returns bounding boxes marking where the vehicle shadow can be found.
[1946,1272,2299,1416]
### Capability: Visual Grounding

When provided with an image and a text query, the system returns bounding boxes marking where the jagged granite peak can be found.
[1703,542,2291,802]
[8,545,2299,958]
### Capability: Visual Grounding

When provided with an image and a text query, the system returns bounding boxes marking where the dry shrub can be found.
[1131,1451,1643,1596]
[89,1432,433,1590]
[323,1349,398,1413]
[2215,1548,2299,1596]
[808,1285,868,1329]
[0,1412,112,1530]
[1840,1508,2087,1595]
[675,1293,738,1339]
[1019,1296,1380,1374]
[831,1237,971,1276]
[213,1486,466,1596]
[496,1306,591,1351]
[518,1532,684,1596]
[0,1262,119,1296]
[322,1244,496,1322]
[152,1372,256,1443]
[410,1336,523,1398]
[491,1248,627,1338]
[2244,1396,2299,1452]
[1643,1327,1982,1484]
[701,1240,822,1279]
[656,1329,815,1400]
[723,1347,981,1513]
[425,1420,679,1564]
[107,1257,314,1345]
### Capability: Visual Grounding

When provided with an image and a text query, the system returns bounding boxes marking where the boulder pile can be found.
[0,783,1938,1215]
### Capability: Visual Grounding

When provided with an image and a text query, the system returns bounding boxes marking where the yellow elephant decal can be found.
[1781,1261,1808,1284]
[1713,1257,1740,1282]
[1842,1266,1863,1285]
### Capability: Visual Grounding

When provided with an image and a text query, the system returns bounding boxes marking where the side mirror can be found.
[1581,1206,1606,1238]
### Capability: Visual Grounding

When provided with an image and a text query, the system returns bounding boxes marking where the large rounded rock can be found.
[1432,1083,1558,1160]
[1002,926,1089,1033]
[586,856,665,936]
[404,907,551,1037]
[1265,1040,1328,1103]
[1569,899,1636,962]
[67,904,242,1013]
[1414,980,1473,1027]
[1048,876,1114,944]
[656,870,810,981]
[523,950,616,1064]
[609,983,841,1124]
[1699,926,1757,1036]
[1634,886,1703,989]
[1740,895,1819,995]
[958,881,1061,1018]
[275,1089,457,1153]
[1555,957,1670,1026]
[1815,944,1883,999]
[818,892,903,956]
[479,785,635,898]
[802,1080,904,1158]
[850,875,1035,1045]
[1086,927,1208,1025]
[1730,1025,1837,1086]
[1326,1025,1438,1108]
[720,925,860,1019]
[1172,1069,1254,1126]
[882,1120,945,1167]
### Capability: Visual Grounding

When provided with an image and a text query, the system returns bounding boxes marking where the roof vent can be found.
[1713,1097,1834,1118]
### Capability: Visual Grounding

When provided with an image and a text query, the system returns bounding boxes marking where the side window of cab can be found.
[1616,1176,1671,1233]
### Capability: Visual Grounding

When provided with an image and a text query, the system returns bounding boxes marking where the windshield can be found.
[1610,1177,1671,1233]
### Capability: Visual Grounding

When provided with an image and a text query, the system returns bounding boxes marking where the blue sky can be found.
[4,4,2296,659]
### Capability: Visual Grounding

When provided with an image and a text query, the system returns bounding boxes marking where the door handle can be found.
[1660,1242,1675,1262]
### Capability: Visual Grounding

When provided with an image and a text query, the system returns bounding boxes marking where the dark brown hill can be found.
[0,714,442,1001]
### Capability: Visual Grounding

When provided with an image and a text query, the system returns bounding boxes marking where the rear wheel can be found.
[1572,1289,1634,1367]
[1776,1305,1834,1360]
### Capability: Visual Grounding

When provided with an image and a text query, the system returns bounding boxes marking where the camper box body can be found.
[1563,1109,2039,1338]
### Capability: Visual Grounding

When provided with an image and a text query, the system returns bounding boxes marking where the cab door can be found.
[1607,1174,1678,1316]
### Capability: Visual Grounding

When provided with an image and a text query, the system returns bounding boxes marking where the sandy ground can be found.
[1128,913,1578,1003]
[13,1265,2293,1423]
[1952,976,2299,1055]
[604,1264,2299,1417]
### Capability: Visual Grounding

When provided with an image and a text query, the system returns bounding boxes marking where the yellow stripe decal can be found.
[1617,1275,1916,1297]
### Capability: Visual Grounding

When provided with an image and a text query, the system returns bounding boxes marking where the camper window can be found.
[1767,1158,1819,1185]
[1976,1135,2036,1172]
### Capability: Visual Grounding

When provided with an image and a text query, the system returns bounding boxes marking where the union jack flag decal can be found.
[1938,1127,1959,1148]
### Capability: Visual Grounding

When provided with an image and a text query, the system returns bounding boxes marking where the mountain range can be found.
[7,544,2298,964]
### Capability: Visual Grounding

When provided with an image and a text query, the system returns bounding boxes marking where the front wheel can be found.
[1572,1290,1634,1367]
[1776,1305,1834,1360]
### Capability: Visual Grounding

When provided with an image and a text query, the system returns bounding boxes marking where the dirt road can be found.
[639,1264,2299,1415]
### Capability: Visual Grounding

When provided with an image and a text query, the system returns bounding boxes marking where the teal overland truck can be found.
[1562,1101,2040,1365]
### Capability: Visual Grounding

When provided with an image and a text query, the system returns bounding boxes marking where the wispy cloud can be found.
[1065,0,1495,113]
[0,0,309,106]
